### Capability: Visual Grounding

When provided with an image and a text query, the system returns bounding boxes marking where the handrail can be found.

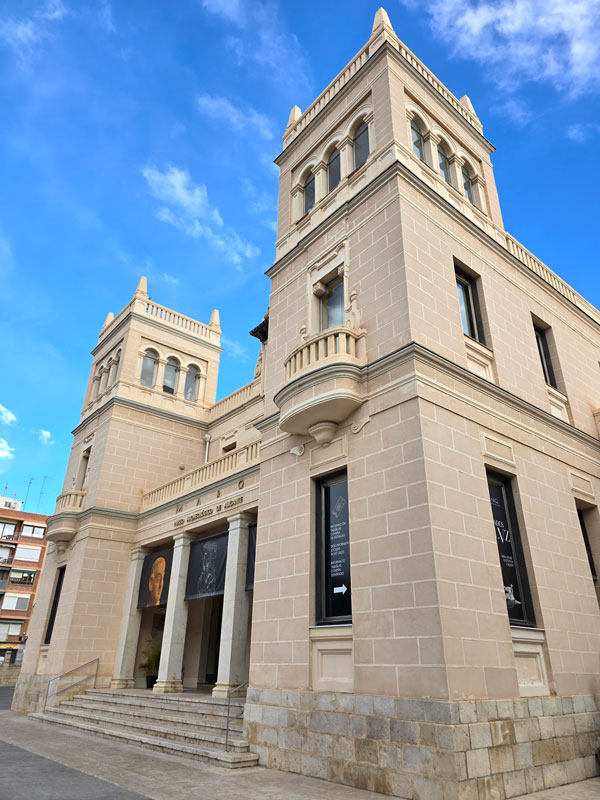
[224,679,248,752]
[44,657,99,710]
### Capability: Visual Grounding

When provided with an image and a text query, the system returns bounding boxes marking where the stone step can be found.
[50,706,248,750]
[80,690,245,719]
[29,713,259,769]
[65,699,244,735]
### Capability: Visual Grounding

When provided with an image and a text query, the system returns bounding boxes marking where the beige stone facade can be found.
[13,9,600,799]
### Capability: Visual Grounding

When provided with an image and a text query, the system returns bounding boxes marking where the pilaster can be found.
[111,546,149,689]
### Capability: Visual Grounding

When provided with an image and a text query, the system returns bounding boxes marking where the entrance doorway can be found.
[182,594,223,689]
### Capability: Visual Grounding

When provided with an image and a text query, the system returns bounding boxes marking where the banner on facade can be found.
[488,480,527,624]
[137,548,173,608]
[245,522,257,591]
[185,532,228,601]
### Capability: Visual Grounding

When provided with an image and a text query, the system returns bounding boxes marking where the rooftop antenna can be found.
[23,478,34,511]
[2,483,7,496]
[36,476,51,513]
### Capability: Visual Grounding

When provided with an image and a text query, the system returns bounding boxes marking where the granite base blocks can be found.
[244,690,600,799]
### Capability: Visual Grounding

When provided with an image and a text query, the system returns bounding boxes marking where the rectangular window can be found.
[534,326,557,388]
[14,545,41,562]
[0,622,22,642]
[9,569,36,585]
[1,593,30,611]
[0,523,17,540]
[456,269,484,344]
[21,525,45,539]
[577,509,598,582]
[0,546,13,565]
[487,474,535,626]
[44,566,66,645]
[319,277,344,331]
[316,472,351,624]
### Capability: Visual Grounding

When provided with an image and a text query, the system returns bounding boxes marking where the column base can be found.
[153,679,183,694]
[110,678,135,689]
[212,681,246,699]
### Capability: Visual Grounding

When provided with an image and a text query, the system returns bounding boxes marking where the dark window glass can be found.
[245,522,257,592]
[438,147,451,183]
[577,510,597,581]
[320,277,344,330]
[353,122,369,170]
[534,326,557,388]
[462,167,474,203]
[411,122,425,161]
[163,358,179,394]
[140,350,158,387]
[487,475,535,626]
[316,472,351,624]
[44,566,66,645]
[303,174,315,215]
[184,365,200,401]
[328,149,341,192]
[456,271,483,343]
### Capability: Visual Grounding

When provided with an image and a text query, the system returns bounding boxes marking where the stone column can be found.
[111,546,148,689]
[314,160,328,204]
[423,131,440,172]
[339,136,354,178]
[212,512,253,697]
[153,532,192,694]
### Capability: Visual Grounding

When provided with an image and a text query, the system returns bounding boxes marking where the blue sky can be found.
[0,0,599,513]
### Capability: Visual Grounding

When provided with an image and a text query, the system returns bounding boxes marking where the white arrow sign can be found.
[333,584,347,595]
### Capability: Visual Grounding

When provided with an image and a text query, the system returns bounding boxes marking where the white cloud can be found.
[566,122,600,142]
[221,336,250,362]
[0,438,15,460]
[196,94,274,141]
[242,179,277,232]
[98,0,115,32]
[403,0,600,97]
[201,0,312,94]
[162,272,180,285]
[497,98,532,126]
[142,165,259,269]
[38,429,55,446]
[0,404,17,426]
[0,0,67,62]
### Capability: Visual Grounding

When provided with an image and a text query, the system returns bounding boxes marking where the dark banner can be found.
[245,522,257,591]
[488,480,527,624]
[325,479,351,619]
[137,548,173,609]
[186,532,228,601]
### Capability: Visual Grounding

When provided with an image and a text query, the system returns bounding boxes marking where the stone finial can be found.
[209,309,221,332]
[459,94,479,119]
[372,7,394,35]
[135,276,148,297]
[100,311,114,335]
[285,105,302,132]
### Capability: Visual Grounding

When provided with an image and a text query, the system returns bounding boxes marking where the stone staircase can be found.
[29,688,258,768]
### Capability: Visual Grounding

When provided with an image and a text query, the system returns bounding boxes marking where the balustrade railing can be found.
[207,379,261,419]
[284,326,366,382]
[141,441,260,511]
[143,301,218,342]
[55,490,87,512]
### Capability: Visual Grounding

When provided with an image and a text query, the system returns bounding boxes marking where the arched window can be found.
[438,145,451,184]
[328,148,341,192]
[140,349,158,388]
[98,367,109,395]
[184,365,200,401]
[411,121,425,161]
[163,357,179,395]
[303,173,315,215]
[462,166,475,204]
[353,122,369,169]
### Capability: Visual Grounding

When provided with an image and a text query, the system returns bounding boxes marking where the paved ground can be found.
[0,686,598,800]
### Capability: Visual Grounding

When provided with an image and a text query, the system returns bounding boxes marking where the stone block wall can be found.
[0,662,21,686]
[244,688,600,799]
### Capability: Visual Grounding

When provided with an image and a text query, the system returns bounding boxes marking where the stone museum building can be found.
[13,9,600,799]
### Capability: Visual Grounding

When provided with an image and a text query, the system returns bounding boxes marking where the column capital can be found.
[227,511,255,526]
[173,531,193,546]
[130,546,150,559]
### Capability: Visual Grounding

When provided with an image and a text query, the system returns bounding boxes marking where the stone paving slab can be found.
[514,777,600,800]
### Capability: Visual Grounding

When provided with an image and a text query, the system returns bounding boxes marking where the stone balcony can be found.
[275,326,366,444]
[141,441,260,512]
[55,490,87,513]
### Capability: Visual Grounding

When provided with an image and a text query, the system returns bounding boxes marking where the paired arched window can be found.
[411,121,425,162]
[184,365,200,401]
[163,357,180,395]
[353,122,369,170]
[303,173,315,216]
[438,145,451,184]
[328,148,341,192]
[462,166,475,204]
[140,349,158,388]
